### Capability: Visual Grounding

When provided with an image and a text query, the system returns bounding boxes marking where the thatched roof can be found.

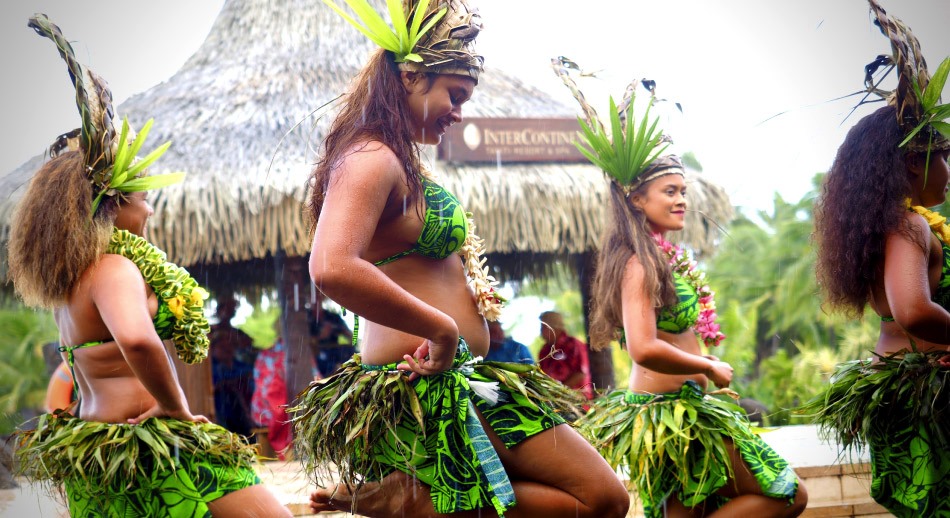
[0,0,732,281]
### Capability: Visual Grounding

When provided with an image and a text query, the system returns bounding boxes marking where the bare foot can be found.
[309,471,432,517]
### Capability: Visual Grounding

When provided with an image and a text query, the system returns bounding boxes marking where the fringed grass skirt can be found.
[289,339,581,516]
[578,380,798,518]
[15,411,259,517]
[799,351,950,517]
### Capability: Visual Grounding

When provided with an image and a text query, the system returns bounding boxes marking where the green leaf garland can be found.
[107,228,210,364]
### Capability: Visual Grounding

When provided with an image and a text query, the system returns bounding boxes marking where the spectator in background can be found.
[538,311,593,399]
[209,297,256,437]
[484,320,534,364]
[308,293,353,377]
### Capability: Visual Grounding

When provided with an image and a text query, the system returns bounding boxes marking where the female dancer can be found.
[553,64,806,517]
[11,15,290,517]
[290,1,629,517]
[804,1,950,515]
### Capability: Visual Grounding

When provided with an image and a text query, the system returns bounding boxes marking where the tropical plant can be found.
[0,307,59,435]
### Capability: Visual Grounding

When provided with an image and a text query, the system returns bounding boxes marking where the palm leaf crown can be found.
[551,58,669,190]
[864,0,950,153]
[28,14,184,215]
[325,0,483,81]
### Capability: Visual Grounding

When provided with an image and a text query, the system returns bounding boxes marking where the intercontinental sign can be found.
[437,118,588,163]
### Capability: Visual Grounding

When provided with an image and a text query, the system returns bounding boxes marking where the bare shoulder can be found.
[87,254,147,295]
[622,254,646,282]
[894,211,934,248]
[332,140,405,189]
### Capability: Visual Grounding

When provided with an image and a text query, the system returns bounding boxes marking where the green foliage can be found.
[322,0,446,63]
[575,96,667,185]
[705,174,883,424]
[0,307,59,435]
[238,303,280,349]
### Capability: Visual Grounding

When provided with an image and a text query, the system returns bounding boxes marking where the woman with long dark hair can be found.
[803,2,950,515]
[290,2,629,517]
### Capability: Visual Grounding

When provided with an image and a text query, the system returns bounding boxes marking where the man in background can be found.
[484,320,534,364]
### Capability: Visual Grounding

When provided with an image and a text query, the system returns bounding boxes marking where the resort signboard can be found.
[437,118,588,163]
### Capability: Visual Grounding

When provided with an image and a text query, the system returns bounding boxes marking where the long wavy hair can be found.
[814,105,916,316]
[8,151,120,308]
[307,49,427,229]
[589,180,677,350]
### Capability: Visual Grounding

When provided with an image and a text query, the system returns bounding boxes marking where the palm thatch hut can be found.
[0,0,733,402]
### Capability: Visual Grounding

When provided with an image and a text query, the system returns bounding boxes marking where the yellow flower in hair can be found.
[190,287,209,305]
[167,295,186,319]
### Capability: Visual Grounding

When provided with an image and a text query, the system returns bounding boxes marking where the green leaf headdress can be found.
[28,14,184,215]
[324,0,484,82]
[863,0,950,153]
[551,58,675,194]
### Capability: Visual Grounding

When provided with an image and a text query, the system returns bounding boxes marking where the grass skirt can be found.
[15,411,259,517]
[578,381,798,517]
[798,351,950,517]
[289,341,581,516]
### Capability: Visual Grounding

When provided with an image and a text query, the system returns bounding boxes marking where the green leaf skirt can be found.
[798,352,950,517]
[15,412,260,517]
[577,381,798,518]
[289,339,580,516]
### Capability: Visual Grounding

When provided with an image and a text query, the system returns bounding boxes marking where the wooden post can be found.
[576,252,615,391]
[168,343,215,419]
[277,251,315,407]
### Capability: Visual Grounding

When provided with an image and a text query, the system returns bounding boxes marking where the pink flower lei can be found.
[652,233,726,347]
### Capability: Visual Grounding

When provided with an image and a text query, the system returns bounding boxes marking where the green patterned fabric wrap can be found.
[15,412,260,517]
[799,352,950,517]
[290,341,577,516]
[578,381,798,517]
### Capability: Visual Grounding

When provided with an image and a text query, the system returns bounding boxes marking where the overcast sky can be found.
[0,0,948,215]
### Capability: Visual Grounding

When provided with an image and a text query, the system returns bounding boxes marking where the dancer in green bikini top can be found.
[554,65,806,516]
[8,15,290,517]
[296,1,630,517]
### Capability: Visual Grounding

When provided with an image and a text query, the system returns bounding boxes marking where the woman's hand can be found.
[398,337,458,381]
[704,360,733,388]
[127,403,210,425]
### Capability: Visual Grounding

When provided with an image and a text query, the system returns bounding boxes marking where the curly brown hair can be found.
[588,180,677,350]
[7,151,120,308]
[814,105,917,316]
[307,49,428,229]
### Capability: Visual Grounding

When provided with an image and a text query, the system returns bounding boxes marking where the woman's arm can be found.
[309,143,458,372]
[91,255,206,423]
[884,213,950,344]
[621,255,733,387]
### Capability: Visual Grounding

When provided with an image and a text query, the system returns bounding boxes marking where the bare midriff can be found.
[359,253,489,365]
[876,321,948,357]
[628,329,709,394]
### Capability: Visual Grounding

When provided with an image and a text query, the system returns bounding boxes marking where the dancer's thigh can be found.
[475,410,623,502]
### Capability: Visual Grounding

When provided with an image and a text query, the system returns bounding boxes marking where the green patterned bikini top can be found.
[655,272,700,334]
[375,177,468,266]
[59,300,176,368]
